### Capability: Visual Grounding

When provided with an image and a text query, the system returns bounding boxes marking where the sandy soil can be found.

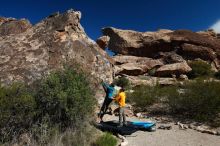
[102,115,220,146]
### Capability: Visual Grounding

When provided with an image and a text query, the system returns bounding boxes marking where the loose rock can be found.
[158,125,172,130]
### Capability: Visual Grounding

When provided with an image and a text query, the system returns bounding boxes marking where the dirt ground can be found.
[102,115,220,146]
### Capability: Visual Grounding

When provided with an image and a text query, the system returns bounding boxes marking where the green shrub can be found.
[0,83,36,142]
[113,77,131,89]
[93,132,117,146]
[128,85,160,111]
[167,80,220,122]
[148,67,157,76]
[128,80,220,124]
[0,67,97,145]
[187,60,213,79]
[35,67,96,129]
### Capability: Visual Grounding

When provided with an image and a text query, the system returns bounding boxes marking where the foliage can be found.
[0,67,97,144]
[93,132,117,146]
[148,67,157,76]
[0,83,36,142]
[113,76,131,89]
[166,80,220,121]
[129,79,220,123]
[187,60,213,79]
[128,85,160,111]
[34,67,96,129]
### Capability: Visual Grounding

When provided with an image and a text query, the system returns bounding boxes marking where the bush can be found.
[167,80,220,122]
[93,132,117,146]
[0,83,36,142]
[113,77,131,89]
[35,67,96,129]
[128,80,220,124]
[187,60,213,79]
[148,67,157,76]
[128,85,160,111]
[0,67,97,145]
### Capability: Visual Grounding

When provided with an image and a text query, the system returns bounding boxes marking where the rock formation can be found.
[155,62,192,77]
[1,10,220,87]
[96,35,110,50]
[113,55,163,76]
[0,10,113,85]
[100,27,220,81]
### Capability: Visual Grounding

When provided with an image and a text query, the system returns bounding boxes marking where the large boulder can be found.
[157,52,185,63]
[102,27,220,62]
[155,62,192,77]
[115,63,147,76]
[125,75,177,86]
[102,27,173,57]
[170,30,220,51]
[0,10,113,85]
[179,43,216,61]
[112,55,163,66]
[112,55,163,76]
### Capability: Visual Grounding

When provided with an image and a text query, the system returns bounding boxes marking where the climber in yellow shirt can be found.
[114,88,127,127]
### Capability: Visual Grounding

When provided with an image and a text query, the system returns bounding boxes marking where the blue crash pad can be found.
[95,120,156,135]
[131,121,156,129]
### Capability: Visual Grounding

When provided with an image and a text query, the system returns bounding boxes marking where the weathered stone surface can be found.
[169,30,220,52]
[155,62,192,77]
[102,27,220,62]
[116,63,146,76]
[125,75,177,86]
[179,74,188,80]
[0,17,32,36]
[102,27,173,57]
[113,55,163,66]
[96,35,110,49]
[197,29,217,38]
[157,52,185,63]
[179,43,216,61]
[0,10,113,85]
[113,55,163,76]
[196,126,218,135]
[158,125,172,130]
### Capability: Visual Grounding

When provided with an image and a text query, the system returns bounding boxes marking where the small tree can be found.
[35,67,96,129]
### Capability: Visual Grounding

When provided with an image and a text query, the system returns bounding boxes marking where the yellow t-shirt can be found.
[115,92,126,107]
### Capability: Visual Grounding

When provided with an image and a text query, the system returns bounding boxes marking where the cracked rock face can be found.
[103,27,220,58]
[101,27,220,78]
[0,17,32,36]
[0,10,113,85]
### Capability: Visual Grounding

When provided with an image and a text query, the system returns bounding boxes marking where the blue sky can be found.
[0,0,220,40]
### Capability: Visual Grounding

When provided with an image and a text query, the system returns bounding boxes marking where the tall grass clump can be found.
[93,132,117,146]
[187,60,213,79]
